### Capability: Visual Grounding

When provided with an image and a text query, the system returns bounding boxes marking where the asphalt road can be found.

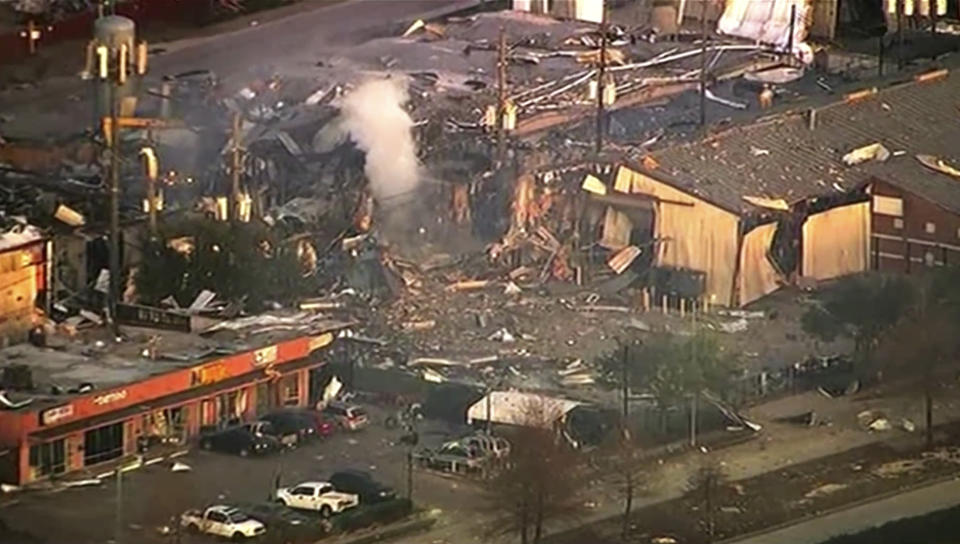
[0,406,485,544]
[0,0,482,138]
[730,476,960,544]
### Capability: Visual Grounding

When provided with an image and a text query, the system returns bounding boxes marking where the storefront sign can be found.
[116,303,191,332]
[92,389,128,406]
[253,345,278,367]
[191,362,228,386]
[309,332,334,352]
[39,404,74,426]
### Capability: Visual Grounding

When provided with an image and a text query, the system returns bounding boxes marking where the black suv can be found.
[260,411,317,443]
[199,426,280,457]
[329,470,396,504]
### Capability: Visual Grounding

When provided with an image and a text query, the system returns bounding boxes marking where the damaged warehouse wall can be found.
[802,201,871,281]
[738,222,781,306]
[613,165,740,306]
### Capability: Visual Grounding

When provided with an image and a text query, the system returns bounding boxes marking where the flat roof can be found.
[0,311,353,412]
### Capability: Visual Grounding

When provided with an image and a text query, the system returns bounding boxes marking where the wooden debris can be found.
[402,320,436,331]
[578,305,631,313]
[445,280,490,292]
[607,246,641,274]
[298,299,344,311]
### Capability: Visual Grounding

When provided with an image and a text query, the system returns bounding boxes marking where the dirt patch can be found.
[546,422,960,544]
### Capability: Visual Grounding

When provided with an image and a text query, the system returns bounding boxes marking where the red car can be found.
[295,408,335,437]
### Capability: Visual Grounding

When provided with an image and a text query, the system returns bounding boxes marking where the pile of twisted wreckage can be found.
[1,1,960,439]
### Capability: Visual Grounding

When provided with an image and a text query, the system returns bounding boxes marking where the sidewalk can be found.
[729,476,960,544]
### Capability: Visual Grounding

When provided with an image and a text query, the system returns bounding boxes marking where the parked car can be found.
[413,441,486,475]
[462,433,510,459]
[291,408,335,437]
[322,402,369,431]
[329,470,397,504]
[243,420,300,448]
[181,505,266,540]
[260,411,318,443]
[234,501,330,540]
[275,481,359,516]
[199,425,280,457]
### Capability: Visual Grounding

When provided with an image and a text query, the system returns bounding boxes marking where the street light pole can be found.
[108,78,121,336]
[496,26,507,168]
[595,7,608,155]
[115,465,124,544]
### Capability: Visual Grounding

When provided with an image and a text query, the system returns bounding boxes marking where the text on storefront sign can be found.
[39,404,74,426]
[92,389,128,406]
[192,362,228,386]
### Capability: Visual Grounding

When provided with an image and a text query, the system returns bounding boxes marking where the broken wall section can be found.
[615,166,740,306]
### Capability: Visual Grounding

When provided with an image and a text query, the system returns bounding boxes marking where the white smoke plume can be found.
[340,78,420,202]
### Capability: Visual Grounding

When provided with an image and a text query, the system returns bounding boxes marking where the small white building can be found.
[466,391,581,428]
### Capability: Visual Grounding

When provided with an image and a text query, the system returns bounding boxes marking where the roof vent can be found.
[807,108,817,130]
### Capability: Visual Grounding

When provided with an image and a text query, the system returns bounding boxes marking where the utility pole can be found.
[690,306,699,448]
[89,16,147,336]
[878,34,885,77]
[595,7,608,155]
[406,448,414,501]
[496,26,507,168]
[620,341,629,424]
[786,3,797,60]
[108,73,120,336]
[698,0,708,129]
[230,112,242,222]
[115,466,124,544]
[897,0,905,71]
[931,0,938,41]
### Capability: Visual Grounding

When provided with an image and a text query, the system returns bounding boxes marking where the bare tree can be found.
[609,431,647,541]
[686,458,727,541]
[879,268,960,449]
[483,397,585,544]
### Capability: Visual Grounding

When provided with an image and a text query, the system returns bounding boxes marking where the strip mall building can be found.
[0,326,346,486]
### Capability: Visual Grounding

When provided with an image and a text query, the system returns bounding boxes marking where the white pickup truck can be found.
[275,481,359,516]
[181,505,266,540]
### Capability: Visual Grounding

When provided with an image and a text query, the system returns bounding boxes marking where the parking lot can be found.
[0,405,489,544]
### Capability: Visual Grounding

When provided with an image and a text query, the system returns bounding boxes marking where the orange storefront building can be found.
[0,326,347,485]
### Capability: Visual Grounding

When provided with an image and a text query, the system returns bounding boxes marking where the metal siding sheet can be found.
[739,223,782,305]
[620,167,740,304]
[802,201,871,280]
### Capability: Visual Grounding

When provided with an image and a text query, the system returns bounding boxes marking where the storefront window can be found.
[142,407,187,447]
[281,375,300,407]
[29,439,66,477]
[83,422,124,466]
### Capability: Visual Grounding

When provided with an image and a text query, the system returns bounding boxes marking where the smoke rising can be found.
[340,78,420,203]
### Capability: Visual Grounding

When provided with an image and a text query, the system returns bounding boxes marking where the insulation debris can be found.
[581,174,607,195]
[916,154,960,179]
[742,196,789,211]
[842,143,890,166]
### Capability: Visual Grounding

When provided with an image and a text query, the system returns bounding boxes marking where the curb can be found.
[322,513,439,544]
[716,470,960,544]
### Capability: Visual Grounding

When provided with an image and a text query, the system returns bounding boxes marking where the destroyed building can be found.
[586,67,960,306]
[2,0,960,488]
